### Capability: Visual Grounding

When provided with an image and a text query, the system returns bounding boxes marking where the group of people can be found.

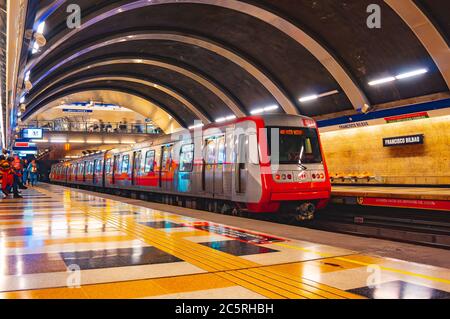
[0,151,39,199]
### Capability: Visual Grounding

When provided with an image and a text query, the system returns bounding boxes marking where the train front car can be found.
[252,114,331,220]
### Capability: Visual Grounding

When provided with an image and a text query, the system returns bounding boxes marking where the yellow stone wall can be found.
[320,115,450,185]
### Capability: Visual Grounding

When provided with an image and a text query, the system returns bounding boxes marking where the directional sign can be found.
[22,128,43,139]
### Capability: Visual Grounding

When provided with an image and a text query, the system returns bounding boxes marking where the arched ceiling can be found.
[15,0,450,128]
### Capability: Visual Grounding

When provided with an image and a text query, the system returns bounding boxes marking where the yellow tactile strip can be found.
[32,186,363,299]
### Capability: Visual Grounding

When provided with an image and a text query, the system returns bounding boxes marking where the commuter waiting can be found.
[28,159,39,186]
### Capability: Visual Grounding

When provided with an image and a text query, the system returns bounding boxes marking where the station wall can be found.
[320,115,450,185]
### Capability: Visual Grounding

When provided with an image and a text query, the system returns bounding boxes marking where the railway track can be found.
[304,204,450,249]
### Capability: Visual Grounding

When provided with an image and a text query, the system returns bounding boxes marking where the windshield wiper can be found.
[298,146,307,170]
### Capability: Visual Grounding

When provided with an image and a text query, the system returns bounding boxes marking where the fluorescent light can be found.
[17,111,22,117]
[31,41,40,54]
[368,76,396,86]
[24,71,30,82]
[50,139,67,143]
[216,115,236,123]
[319,90,339,98]
[299,94,319,102]
[250,108,264,115]
[263,105,279,112]
[395,68,428,80]
[19,95,26,103]
[188,123,204,130]
[250,105,279,115]
[36,21,46,34]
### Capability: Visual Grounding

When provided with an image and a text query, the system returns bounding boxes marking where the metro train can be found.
[50,114,331,220]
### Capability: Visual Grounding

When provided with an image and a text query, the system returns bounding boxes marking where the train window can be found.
[161,146,172,171]
[114,155,121,173]
[121,155,130,173]
[105,158,112,174]
[179,144,194,172]
[205,139,216,164]
[144,150,156,173]
[237,135,248,164]
[87,162,93,175]
[217,137,226,164]
[78,162,85,175]
[268,127,322,164]
[95,160,103,173]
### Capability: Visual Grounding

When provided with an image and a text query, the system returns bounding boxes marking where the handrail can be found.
[19,120,162,135]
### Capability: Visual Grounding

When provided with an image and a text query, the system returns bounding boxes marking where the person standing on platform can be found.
[22,159,29,186]
[0,155,7,199]
[28,159,39,186]
[1,157,21,198]
[13,156,27,190]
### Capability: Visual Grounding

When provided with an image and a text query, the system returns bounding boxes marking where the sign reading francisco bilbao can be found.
[382,134,424,147]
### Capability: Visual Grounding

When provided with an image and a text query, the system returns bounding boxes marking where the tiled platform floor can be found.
[0,184,449,299]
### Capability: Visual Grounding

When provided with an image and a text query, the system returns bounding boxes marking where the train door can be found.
[203,137,216,194]
[214,136,225,196]
[112,155,120,184]
[160,145,173,190]
[235,134,248,193]
[132,151,142,186]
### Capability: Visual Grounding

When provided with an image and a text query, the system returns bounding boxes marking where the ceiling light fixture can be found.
[395,68,428,80]
[368,76,396,86]
[368,68,428,86]
[188,123,204,130]
[36,21,46,35]
[216,115,236,123]
[250,104,279,115]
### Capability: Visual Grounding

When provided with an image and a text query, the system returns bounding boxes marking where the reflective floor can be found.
[0,184,449,299]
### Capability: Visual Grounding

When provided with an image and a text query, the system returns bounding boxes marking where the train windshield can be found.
[269,127,323,164]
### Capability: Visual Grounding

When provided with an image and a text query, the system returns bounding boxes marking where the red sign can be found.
[303,118,317,128]
[15,142,29,148]
[358,197,450,211]
[384,112,429,123]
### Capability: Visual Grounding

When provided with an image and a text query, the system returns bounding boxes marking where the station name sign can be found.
[383,134,424,147]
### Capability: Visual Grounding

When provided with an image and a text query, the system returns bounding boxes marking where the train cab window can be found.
[144,150,156,173]
[179,144,194,172]
[121,155,130,173]
[269,127,322,164]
